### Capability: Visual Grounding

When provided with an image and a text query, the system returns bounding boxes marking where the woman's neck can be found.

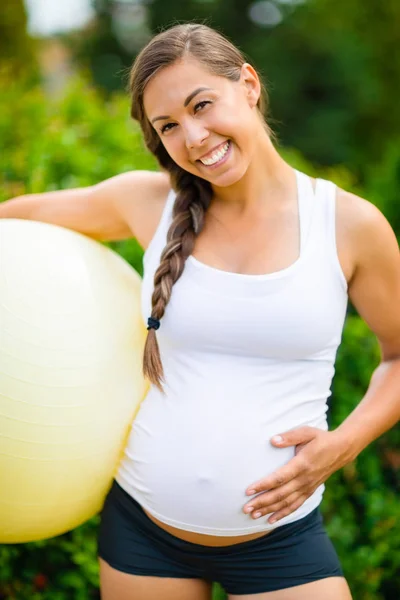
[211,133,295,216]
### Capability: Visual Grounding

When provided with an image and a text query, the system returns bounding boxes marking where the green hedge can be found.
[0,75,399,600]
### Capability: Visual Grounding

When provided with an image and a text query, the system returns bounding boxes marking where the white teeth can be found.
[200,141,230,166]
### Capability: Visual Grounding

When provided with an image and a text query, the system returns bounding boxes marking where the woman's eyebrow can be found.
[151,87,213,125]
[184,86,212,107]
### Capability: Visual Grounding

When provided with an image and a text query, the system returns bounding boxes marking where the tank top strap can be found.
[296,170,319,255]
[311,177,337,253]
[321,178,337,248]
[143,188,176,265]
[306,176,348,290]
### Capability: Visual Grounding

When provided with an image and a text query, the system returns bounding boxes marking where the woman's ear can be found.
[240,63,261,108]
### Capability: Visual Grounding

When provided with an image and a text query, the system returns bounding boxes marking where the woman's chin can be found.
[207,165,247,189]
[182,156,246,188]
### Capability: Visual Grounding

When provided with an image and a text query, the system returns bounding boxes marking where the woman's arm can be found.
[242,189,400,523]
[330,190,400,458]
[0,170,170,245]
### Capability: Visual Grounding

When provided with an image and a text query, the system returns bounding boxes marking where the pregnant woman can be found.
[2,22,400,600]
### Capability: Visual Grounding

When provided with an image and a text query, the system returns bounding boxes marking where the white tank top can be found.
[116,169,348,536]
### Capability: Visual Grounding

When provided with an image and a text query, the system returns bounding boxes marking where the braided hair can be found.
[129,23,272,391]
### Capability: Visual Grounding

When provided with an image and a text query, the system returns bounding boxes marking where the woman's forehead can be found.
[143,59,230,116]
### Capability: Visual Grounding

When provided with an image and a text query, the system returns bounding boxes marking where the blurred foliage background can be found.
[0,0,399,599]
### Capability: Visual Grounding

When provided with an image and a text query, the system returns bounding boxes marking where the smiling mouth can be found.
[197,141,231,166]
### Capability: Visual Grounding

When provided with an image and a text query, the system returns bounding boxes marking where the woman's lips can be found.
[197,140,232,170]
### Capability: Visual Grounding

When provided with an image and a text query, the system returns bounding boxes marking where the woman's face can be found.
[143,57,262,188]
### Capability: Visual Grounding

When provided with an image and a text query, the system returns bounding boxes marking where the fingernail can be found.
[246,489,256,495]
[253,511,262,519]
[244,506,254,513]
[272,435,283,444]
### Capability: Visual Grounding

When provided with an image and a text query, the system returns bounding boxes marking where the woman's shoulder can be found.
[108,169,172,249]
[335,186,400,356]
[335,186,393,247]
[335,186,398,285]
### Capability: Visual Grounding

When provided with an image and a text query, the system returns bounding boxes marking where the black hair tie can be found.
[147,317,160,331]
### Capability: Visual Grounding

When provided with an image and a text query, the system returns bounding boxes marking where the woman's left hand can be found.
[243,427,352,524]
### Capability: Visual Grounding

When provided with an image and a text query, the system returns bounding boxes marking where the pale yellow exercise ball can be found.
[0,219,148,544]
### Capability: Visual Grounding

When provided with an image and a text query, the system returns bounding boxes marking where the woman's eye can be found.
[160,122,176,135]
[194,100,211,113]
[160,101,211,134]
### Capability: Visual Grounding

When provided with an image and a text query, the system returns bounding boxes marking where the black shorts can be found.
[97,480,344,595]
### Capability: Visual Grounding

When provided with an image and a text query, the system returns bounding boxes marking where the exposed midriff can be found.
[143,508,273,546]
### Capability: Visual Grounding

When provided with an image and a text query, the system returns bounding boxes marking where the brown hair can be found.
[129,23,272,391]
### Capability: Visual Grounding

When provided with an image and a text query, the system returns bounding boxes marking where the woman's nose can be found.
[184,121,209,150]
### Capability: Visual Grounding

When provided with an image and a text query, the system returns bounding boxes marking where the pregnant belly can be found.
[119,401,296,535]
